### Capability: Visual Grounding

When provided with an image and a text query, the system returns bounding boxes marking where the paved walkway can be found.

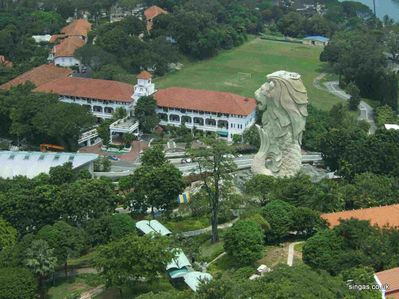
[313,74,376,134]
[180,218,239,237]
[79,285,105,299]
[287,241,304,266]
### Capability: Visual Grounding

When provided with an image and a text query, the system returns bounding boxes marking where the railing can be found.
[78,128,99,144]
[110,117,139,133]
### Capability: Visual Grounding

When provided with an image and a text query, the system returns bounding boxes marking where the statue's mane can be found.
[266,76,308,144]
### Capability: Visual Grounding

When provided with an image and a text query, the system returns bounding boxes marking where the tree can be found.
[385,27,399,62]
[242,125,260,148]
[24,239,57,298]
[49,162,75,185]
[94,156,112,172]
[0,267,37,299]
[346,82,361,111]
[292,207,327,237]
[128,161,185,216]
[224,220,264,265]
[134,95,159,133]
[198,264,362,299]
[94,234,174,297]
[0,218,17,251]
[190,138,237,243]
[37,221,86,277]
[262,200,295,243]
[375,105,397,127]
[57,179,117,226]
[85,214,136,246]
[97,119,112,146]
[140,145,166,166]
[276,12,305,37]
[122,132,134,147]
[245,174,276,205]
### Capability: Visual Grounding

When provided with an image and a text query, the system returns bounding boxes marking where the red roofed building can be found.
[374,267,399,299]
[144,5,168,31]
[34,77,134,120]
[52,37,85,67]
[321,204,399,229]
[61,19,92,40]
[154,87,256,140]
[0,64,72,90]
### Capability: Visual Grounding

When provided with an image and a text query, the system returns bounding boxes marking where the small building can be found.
[135,220,172,236]
[154,87,257,141]
[61,19,92,41]
[48,19,92,67]
[0,151,98,179]
[374,267,399,299]
[32,34,52,43]
[0,64,72,90]
[166,249,192,279]
[183,272,213,292]
[303,36,329,47]
[144,5,168,31]
[385,124,399,130]
[321,204,399,228]
[34,77,135,121]
[51,37,85,67]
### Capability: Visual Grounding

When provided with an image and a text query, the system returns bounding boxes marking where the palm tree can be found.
[24,240,57,299]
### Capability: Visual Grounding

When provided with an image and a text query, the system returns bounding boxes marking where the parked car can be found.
[108,155,120,161]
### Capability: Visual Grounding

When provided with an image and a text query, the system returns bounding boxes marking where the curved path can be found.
[287,241,304,266]
[313,74,376,134]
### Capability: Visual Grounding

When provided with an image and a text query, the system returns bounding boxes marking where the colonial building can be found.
[2,67,256,142]
[154,87,256,141]
[34,77,135,121]
[302,36,329,47]
[48,19,92,67]
[0,64,72,90]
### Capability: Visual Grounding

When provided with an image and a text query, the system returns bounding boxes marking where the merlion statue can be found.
[251,71,308,177]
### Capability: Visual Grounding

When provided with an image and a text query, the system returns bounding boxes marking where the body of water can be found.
[339,0,399,21]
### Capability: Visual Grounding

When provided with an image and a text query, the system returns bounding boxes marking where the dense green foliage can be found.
[95,233,174,294]
[0,267,37,299]
[224,220,264,265]
[0,218,17,251]
[123,146,185,216]
[134,96,160,133]
[0,85,95,149]
[303,219,399,275]
[198,264,371,299]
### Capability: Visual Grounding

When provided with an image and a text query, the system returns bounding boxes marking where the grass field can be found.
[155,38,342,111]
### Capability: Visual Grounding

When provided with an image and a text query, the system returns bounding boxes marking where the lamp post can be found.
[373,0,376,16]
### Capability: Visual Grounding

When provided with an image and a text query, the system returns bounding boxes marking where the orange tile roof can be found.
[321,204,399,228]
[137,71,152,80]
[0,64,72,90]
[375,267,399,298]
[34,77,134,103]
[49,34,65,43]
[154,87,256,116]
[53,37,85,57]
[61,19,91,37]
[0,55,12,68]
[144,5,167,31]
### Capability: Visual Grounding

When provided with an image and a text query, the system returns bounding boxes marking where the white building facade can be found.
[153,87,257,141]
[156,107,256,140]
[60,95,134,120]
[53,56,81,68]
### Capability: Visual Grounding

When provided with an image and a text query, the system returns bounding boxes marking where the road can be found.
[287,241,304,267]
[98,153,323,178]
[313,74,377,134]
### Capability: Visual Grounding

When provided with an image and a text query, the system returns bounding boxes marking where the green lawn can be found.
[155,38,342,111]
